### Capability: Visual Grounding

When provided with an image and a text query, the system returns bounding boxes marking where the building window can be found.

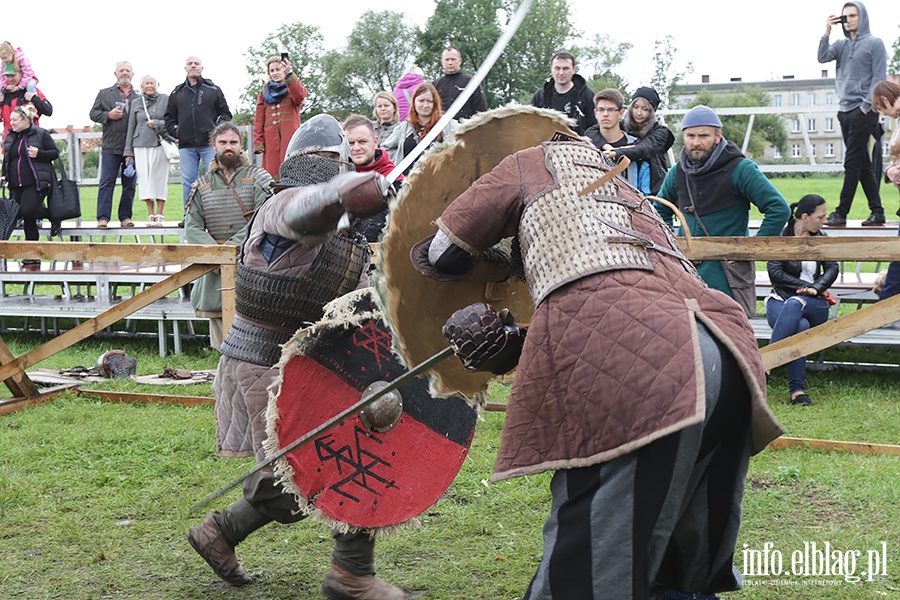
[810,144,817,157]
[884,142,891,156]
[808,118,817,132]
[825,117,835,132]
[792,93,801,106]
[808,93,817,106]
[773,95,783,107]
[791,144,802,158]
[825,142,835,157]
[773,146,782,158]
[825,93,834,105]
[791,119,801,133]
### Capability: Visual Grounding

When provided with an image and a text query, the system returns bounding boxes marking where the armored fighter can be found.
[413,134,784,599]
[186,114,410,599]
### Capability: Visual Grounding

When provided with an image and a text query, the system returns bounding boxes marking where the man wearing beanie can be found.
[657,104,790,317]
[818,1,887,226]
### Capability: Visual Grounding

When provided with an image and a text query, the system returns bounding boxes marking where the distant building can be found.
[672,71,897,164]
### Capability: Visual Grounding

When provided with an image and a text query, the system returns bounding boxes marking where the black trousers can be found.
[836,108,883,217]
[9,184,48,241]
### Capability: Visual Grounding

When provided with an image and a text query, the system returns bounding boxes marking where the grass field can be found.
[0,175,898,598]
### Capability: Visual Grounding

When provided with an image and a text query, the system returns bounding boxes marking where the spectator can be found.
[0,69,51,140]
[185,122,274,348]
[657,105,790,317]
[531,51,596,135]
[381,82,456,174]
[124,75,170,226]
[870,80,900,300]
[1,105,59,254]
[165,55,232,213]
[0,42,38,103]
[432,46,487,121]
[766,195,838,406]
[253,55,307,178]
[393,66,424,122]
[89,60,137,228]
[372,91,399,142]
[343,114,403,241]
[818,1,887,226]
[606,86,675,195]
[584,88,651,194]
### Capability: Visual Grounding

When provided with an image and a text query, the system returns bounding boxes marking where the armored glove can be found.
[442,303,525,375]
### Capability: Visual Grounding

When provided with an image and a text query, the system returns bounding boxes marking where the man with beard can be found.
[187,115,410,599]
[656,105,789,317]
[343,114,403,241]
[89,61,137,228]
[184,122,274,348]
[432,47,487,121]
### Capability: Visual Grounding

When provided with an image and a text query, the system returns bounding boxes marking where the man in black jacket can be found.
[89,61,136,228]
[165,55,232,213]
[432,47,487,121]
[531,51,596,135]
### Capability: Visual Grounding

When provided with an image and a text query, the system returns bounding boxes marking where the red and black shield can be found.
[266,288,478,531]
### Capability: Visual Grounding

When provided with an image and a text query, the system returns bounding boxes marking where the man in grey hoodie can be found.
[818,1,887,226]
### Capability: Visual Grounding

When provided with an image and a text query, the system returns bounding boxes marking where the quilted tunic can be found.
[436,144,783,482]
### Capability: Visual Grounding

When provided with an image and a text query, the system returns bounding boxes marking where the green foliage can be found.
[650,35,693,109]
[890,26,900,75]
[418,0,577,108]
[239,22,326,117]
[689,86,789,158]
[572,33,632,93]
[320,11,420,117]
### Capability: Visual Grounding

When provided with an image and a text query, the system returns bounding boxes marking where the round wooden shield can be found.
[265,288,478,531]
[375,106,576,399]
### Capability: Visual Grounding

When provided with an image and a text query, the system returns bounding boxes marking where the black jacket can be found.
[432,71,487,121]
[614,121,675,195]
[531,73,596,134]
[2,125,58,190]
[164,77,231,148]
[767,229,839,300]
[89,84,134,155]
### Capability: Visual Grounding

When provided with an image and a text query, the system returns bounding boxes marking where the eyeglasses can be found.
[594,107,621,114]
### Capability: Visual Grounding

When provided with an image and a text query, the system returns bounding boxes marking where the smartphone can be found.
[281,52,289,62]
[839,15,848,23]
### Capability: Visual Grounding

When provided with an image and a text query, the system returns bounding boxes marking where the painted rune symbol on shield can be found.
[314,425,399,502]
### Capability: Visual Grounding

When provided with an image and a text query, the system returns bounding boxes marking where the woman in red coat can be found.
[253,56,307,178]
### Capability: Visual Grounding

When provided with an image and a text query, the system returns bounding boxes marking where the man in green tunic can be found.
[656,105,790,317]
[184,122,274,347]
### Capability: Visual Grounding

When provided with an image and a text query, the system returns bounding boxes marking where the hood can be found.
[543,72,589,93]
[396,72,424,90]
[843,1,872,40]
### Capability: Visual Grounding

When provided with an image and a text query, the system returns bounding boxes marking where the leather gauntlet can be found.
[442,303,525,375]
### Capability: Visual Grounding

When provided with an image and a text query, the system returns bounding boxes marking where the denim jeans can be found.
[179,146,215,208]
[880,227,900,301]
[765,295,830,393]
[97,154,136,221]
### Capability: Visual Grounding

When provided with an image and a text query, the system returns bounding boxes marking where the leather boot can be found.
[186,513,251,586]
[321,561,411,600]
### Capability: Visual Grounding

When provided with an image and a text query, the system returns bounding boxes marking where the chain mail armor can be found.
[519,142,696,306]
[220,231,370,366]
[279,152,345,188]
[193,167,271,242]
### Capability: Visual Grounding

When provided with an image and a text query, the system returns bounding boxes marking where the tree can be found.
[239,22,326,118]
[650,35,693,109]
[319,11,420,116]
[573,33,632,98]
[689,86,788,159]
[417,0,577,108]
[890,26,900,75]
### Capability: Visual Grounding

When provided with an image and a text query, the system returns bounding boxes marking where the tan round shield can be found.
[375,106,576,399]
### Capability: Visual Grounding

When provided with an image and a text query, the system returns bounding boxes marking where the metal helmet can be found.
[278,114,353,188]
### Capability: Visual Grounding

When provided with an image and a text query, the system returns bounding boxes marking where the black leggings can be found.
[10,185,48,241]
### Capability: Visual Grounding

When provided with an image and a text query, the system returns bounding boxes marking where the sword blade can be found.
[386,0,535,184]
[190,345,456,513]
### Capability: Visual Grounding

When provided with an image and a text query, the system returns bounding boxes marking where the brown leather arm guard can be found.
[442,303,525,375]
[282,172,393,245]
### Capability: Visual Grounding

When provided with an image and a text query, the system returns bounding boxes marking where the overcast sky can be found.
[28,0,900,129]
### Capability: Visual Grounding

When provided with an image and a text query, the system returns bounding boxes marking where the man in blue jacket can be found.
[818,1,887,226]
[164,56,232,215]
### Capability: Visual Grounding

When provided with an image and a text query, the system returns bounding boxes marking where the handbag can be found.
[47,158,82,221]
[142,94,179,161]
[0,186,19,240]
